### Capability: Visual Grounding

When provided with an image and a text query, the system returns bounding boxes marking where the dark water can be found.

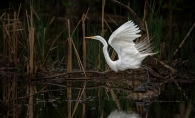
[1,73,195,118]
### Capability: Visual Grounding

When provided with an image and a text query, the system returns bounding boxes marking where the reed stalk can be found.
[82,14,87,116]
[110,89,121,111]
[42,29,65,66]
[142,1,148,22]
[25,5,36,118]
[67,19,72,118]
[70,14,89,117]
[173,22,195,56]
[13,12,17,65]
[82,14,86,70]
[101,0,106,37]
[27,26,35,118]
[98,0,106,70]
[0,9,22,118]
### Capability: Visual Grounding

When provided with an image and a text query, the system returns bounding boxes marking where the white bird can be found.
[86,20,157,83]
[107,109,141,118]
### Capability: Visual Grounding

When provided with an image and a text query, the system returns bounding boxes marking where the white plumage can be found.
[86,20,156,72]
[107,109,141,118]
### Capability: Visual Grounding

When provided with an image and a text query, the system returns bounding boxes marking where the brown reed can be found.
[82,14,87,117]
[67,19,72,118]
[1,7,23,117]
[28,16,35,118]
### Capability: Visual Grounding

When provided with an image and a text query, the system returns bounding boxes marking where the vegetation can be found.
[0,0,195,118]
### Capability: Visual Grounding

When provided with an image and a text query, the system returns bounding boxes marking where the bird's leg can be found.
[140,65,150,84]
[134,65,151,92]
[135,66,160,92]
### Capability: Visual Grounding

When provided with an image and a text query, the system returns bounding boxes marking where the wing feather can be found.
[108,20,141,60]
[105,20,156,70]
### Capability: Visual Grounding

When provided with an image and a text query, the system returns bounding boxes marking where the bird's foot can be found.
[133,81,160,92]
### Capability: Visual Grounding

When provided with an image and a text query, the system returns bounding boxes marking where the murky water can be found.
[1,72,195,118]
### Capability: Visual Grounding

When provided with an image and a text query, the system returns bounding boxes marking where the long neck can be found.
[97,37,117,72]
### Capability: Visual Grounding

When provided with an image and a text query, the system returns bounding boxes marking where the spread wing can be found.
[108,20,141,61]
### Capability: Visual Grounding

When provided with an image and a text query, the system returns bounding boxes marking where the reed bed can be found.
[0,0,195,118]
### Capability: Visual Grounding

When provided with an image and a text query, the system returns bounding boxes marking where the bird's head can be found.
[85,35,107,45]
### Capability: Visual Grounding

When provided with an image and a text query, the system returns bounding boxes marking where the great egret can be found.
[107,109,141,118]
[86,20,157,84]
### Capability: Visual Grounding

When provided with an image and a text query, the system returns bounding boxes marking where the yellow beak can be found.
[85,36,95,39]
